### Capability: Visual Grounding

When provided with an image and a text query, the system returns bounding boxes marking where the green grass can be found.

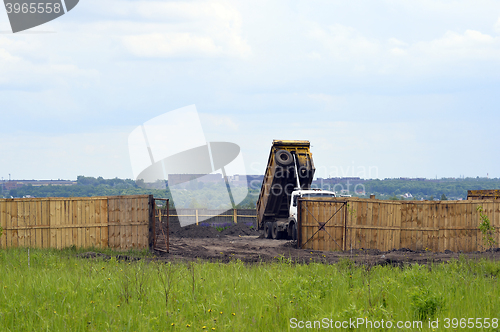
[0,249,499,331]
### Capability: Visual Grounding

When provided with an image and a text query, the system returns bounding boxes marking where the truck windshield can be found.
[302,193,336,198]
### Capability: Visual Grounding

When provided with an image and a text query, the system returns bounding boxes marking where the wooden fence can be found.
[0,195,155,250]
[298,198,500,252]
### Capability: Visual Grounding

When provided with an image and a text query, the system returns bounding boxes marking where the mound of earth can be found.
[155,236,500,265]
[157,220,263,239]
[166,221,223,239]
[220,223,261,236]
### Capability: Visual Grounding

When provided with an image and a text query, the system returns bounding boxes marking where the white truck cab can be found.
[290,189,336,220]
[270,189,336,241]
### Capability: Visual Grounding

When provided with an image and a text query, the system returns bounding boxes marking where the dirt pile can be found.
[157,220,261,239]
[156,236,500,265]
[220,223,261,236]
[166,220,222,239]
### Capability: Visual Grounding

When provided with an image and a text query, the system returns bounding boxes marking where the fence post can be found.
[148,195,156,251]
[195,209,199,225]
[297,199,301,249]
[166,201,169,253]
[233,209,237,223]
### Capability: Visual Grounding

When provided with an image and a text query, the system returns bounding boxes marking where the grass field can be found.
[0,248,499,331]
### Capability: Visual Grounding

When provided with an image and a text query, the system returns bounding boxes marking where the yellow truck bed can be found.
[256,140,315,229]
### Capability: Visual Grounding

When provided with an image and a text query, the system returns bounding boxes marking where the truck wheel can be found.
[275,150,293,166]
[265,222,273,239]
[292,223,298,241]
[272,222,281,239]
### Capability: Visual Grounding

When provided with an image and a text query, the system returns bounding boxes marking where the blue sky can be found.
[1,0,499,180]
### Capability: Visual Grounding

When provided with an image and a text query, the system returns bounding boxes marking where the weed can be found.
[188,261,196,300]
[157,262,177,316]
[338,304,364,331]
[337,257,356,271]
[275,254,292,265]
[477,205,496,249]
[134,260,150,302]
[410,287,445,321]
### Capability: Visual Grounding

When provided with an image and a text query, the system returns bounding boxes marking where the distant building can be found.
[3,180,76,190]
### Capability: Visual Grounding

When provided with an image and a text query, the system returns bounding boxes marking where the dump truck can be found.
[256,140,336,240]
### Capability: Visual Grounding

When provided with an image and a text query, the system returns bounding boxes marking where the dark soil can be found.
[220,223,260,236]
[151,221,500,265]
[154,236,500,266]
[163,220,222,239]
[157,219,261,239]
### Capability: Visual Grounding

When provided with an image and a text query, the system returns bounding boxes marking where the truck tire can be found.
[272,222,281,239]
[265,222,273,239]
[275,150,293,166]
[292,223,298,241]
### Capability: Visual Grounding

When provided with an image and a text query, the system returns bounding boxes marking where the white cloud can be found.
[118,0,251,58]
[414,29,499,60]
[304,22,500,78]
[390,47,407,56]
[0,35,99,90]
[200,113,239,131]
[308,23,381,61]
[123,33,219,57]
[388,38,408,47]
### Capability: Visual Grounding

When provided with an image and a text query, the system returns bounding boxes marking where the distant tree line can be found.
[5,176,500,207]
[8,176,171,200]
[355,177,500,200]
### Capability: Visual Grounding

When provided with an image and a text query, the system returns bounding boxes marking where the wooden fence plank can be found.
[33,201,41,248]
[57,200,64,249]
[409,202,415,251]
[378,202,386,250]
[84,200,90,248]
[64,200,70,248]
[7,201,14,248]
[77,200,83,248]
[463,202,470,252]
[71,200,77,247]
[394,202,402,251]
[126,198,132,250]
[108,198,115,249]
[41,200,49,248]
[371,201,379,250]
[17,201,26,247]
[0,201,6,249]
[100,199,108,248]
[120,198,127,250]
[26,201,33,247]
[495,202,500,246]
